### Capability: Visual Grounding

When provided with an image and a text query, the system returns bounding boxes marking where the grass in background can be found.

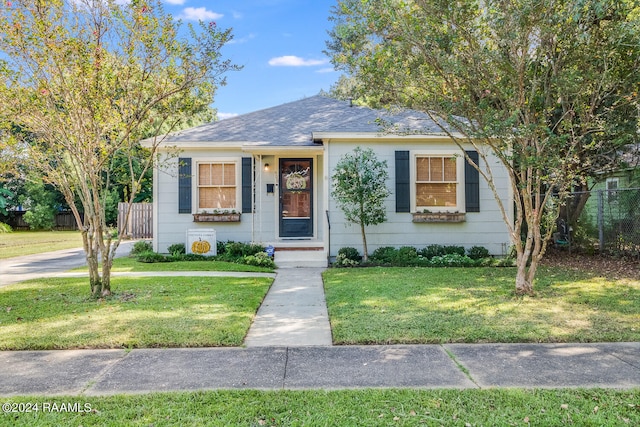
[0,231,83,259]
[0,275,272,350]
[3,389,639,426]
[73,257,275,273]
[323,267,640,344]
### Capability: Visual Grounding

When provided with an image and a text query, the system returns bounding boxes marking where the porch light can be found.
[264,163,270,172]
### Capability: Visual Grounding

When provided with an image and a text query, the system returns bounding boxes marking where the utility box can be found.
[186,229,216,256]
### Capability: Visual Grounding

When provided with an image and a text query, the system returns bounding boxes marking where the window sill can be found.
[412,212,466,223]
[193,213,241,223]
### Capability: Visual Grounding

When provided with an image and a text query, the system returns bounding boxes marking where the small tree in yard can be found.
[0,0,239,296]
[332,147,391,262]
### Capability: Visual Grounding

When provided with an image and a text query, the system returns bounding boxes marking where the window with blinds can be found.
[415,156,457,208]
[198,162,237,210]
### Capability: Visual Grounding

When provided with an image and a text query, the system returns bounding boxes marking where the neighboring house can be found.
[580,144,640,241]
[142,95,513,266]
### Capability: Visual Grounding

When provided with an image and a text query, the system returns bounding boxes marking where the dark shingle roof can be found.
[157,95,449,146]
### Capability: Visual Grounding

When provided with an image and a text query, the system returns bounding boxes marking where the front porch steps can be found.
[273,248,328,268]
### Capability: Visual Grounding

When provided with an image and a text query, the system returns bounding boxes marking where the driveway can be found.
[0,241,135,287]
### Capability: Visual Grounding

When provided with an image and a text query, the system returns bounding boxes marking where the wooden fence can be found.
[1,211,79,231]
[118,202,153,239]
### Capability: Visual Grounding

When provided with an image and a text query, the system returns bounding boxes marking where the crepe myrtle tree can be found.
[332,147,391,262]
[0,0,240,296]
[326,0,640,294]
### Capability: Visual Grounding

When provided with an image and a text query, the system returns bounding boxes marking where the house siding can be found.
[154,150,325,253]
[325,140,512,257]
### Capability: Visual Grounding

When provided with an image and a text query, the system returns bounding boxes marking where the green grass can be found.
[74,256,275,273]
[2,389,639,426]
[0,276,272,350]
[0,231,83,259]
[323,267,640,344]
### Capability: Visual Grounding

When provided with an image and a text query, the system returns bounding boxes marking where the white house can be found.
[142,95,513,267]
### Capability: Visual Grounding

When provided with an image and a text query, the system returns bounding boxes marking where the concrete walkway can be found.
[1,343,639,396]
[244,268,332,347]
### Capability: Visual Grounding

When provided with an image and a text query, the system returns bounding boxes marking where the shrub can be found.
[337,247,362,262]
[174,253,206,261]
[242,252,276,269]
[136,251,171,263]
[224,241,265,257]
[130,240,153,256]
[167,243,185,256]
[467,245,490,260]
[370,246,398,264]
[443,245,466,256]
[216,240,226,255]
[0,222,11,233]
[396,246,418,264]
[334,253,359,267]
[429,253,476,267]
[419,244,445,259]
[23,204,56,230]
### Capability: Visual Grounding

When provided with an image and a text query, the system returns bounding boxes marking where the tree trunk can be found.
[360,222,369,262]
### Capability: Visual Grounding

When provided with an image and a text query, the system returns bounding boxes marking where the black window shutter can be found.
[395,151,410,212]
[178,158,192,214]
[241,157,252,213]
[465,150,480,213]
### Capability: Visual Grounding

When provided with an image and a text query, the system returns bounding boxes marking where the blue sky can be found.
[162,0,340,119]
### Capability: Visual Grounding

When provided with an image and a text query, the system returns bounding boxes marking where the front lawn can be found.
[0,276,272,350]
[4,389,639,426]
[0,231,83,259]
[323,267,640,344]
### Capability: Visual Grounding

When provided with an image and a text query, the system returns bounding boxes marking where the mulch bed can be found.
[542,249,640,279]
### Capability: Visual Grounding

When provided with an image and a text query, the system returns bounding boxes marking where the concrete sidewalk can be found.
[1,343,638,396]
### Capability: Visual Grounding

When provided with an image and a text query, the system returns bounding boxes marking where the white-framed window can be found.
[606,177,619,202]
[196,161,239,211]
[412,153,464,212]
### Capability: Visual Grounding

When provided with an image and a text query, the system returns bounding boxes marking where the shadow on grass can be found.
[323,267,640,344]
[0,276,272,350]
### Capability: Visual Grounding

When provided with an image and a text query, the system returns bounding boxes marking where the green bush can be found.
[167,243,186,256]
[395,246,418,264]
[467,245,490,260]
[130,240,153,256]
[0,222,11,233]
[242,252,276,268]
[370,246,398,263]
[173,253,207,261]
[429,253,476,267]
[23,204,56,230]
[334,247,362,267]
[443,245,466,256]
[224,241,265,257]
[338,247,362,262]
[419,244,446,259]
[136,251,171,263]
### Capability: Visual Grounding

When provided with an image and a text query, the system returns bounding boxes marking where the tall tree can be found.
[0,0,239,296]
[326,0,640,294]
[332,147,391,261]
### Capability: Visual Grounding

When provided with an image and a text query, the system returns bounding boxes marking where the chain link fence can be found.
[560,187,640,258]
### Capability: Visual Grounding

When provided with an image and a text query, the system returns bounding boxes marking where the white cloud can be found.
[228,33,256,45]
[268,56,328,67]
[179,7,223,21]
[316,67,336,74]
[164,0,185,5]
[218,112,239,120]
[232,10,243,19]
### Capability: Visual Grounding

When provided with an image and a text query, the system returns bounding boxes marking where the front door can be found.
[279,158,313,237]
